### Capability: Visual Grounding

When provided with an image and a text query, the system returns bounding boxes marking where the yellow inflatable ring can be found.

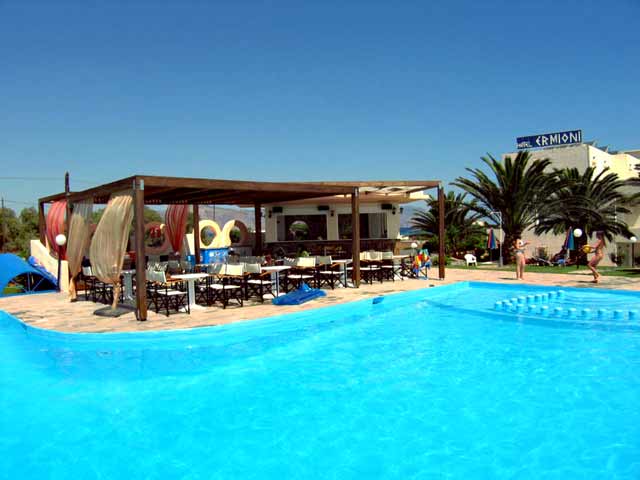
[581,245,592,254]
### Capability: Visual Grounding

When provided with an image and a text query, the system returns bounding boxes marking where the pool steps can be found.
[494,290,639,321]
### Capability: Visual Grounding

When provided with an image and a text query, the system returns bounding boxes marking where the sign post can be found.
[517,130,582,150]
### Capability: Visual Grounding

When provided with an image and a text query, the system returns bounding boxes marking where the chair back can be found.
[316,255,332,266]
[464,253,476,263]
[244,263,261,274]
[369,251,383,261]
[82,266,93,277]
[207,263,224,275]
[283,257,297,267]
[382,251,394,260]
[224,263,244,276]
[296,257,316,268]
[359,252,368,261]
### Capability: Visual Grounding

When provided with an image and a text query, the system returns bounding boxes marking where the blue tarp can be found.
[0,253,57,297]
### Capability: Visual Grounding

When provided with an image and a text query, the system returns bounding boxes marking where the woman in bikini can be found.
[587,231,606,283]
[513,237,530,280]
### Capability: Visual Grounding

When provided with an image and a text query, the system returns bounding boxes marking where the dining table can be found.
[260,265,291,297]
[170,273,209,311]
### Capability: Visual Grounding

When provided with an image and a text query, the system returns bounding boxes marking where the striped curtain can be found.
[165,204,189,254]
[45,200,67,259]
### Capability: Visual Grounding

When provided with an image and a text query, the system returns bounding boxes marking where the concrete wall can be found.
[504,144,589,172]
[265,203,400,242]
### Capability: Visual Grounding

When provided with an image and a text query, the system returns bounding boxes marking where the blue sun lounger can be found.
[272,283,326,306]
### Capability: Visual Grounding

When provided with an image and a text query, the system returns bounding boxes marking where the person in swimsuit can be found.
[513,237,530,280]
[587,231,606,283]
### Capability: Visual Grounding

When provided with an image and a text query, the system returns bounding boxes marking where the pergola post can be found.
[134,178,147,321]
[254,202,262,255]
[38,200,46,245]
[64,172,71,237]
[351,188,360,287]
[438,183,446,280]
[193,204,200,264]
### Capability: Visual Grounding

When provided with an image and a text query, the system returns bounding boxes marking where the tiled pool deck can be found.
[2,268,639,333]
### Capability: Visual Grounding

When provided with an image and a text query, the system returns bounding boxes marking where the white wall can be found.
[265,203,401,242]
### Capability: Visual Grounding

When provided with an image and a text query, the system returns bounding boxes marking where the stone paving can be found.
[1,268,639,334]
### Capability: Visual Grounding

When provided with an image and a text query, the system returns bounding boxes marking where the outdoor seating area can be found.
[73,250,425,316]
[38,175,445,321]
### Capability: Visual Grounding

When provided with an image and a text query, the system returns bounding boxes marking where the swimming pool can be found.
[1,282,639,479]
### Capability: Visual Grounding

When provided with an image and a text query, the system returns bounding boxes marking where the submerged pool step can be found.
[494,290,639,321]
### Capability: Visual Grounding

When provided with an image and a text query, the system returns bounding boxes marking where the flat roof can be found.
[39,175,441,206]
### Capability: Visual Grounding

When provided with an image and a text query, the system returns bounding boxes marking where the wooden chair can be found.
[208,263,244,308]
[316,256,343,289]
[284,257,317,291]
[244,263,274,302]
[147,270,189,316]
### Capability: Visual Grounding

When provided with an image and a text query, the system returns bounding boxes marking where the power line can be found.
[3,199,37,206]
[0,176,95,184]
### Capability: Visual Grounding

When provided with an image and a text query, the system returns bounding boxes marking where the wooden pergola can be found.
[40,175,445,321]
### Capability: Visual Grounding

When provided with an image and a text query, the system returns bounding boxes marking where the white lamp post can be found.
[631,236,638,268]
[55,234,67,292]
[411,241,418,258]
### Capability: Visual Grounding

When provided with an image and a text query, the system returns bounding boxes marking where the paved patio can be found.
[2,268,639,334]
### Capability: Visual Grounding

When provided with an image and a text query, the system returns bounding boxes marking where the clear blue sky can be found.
[1,0,638,208]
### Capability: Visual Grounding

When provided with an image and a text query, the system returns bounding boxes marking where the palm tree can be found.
[535,167,634,243]
[452,151,554,263]
[411,191,486,256]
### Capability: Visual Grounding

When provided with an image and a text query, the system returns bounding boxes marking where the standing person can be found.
[513,237,530,280]
[587,231,606,283]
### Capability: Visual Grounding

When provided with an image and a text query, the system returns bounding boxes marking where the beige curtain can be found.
[89,191,134,308]
[67,200,93,300]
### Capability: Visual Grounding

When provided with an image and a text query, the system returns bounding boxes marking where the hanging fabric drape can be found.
[45,200,67,259]
[165,204,189,254]
[66,201,93,300]
[89,191,134,308]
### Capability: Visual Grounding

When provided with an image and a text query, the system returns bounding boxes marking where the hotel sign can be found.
[516,129,582,149]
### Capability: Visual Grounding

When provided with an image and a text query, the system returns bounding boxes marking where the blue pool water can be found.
[1,282,640,479]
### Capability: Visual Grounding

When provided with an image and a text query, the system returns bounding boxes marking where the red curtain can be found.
[165,204,189,254]
[45,200,67,259]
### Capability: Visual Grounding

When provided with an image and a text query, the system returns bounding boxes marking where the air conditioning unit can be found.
[317,205,330,211]
[381,203,394,210]
[271,206,283,213]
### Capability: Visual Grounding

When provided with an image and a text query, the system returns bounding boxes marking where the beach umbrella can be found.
[487,229,496,249]
[564,228,575,250]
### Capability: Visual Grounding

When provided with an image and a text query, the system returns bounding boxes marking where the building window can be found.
[338,213,388,239]
[278,215,327,241]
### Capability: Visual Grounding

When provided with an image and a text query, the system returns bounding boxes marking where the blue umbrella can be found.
[564,229,575,250]
[487,229,496,249]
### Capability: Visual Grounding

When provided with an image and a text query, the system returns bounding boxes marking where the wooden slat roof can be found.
[39,175,441,205]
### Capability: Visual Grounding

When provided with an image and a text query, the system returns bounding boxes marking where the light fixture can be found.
[55,234,67,293]
[573,228,583,238]
[631,236,638,243]
[399,207,404,214]
[55,234,67,247]
[392,207,397,215]
[330,209,335,217]
[411,242,418,249]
